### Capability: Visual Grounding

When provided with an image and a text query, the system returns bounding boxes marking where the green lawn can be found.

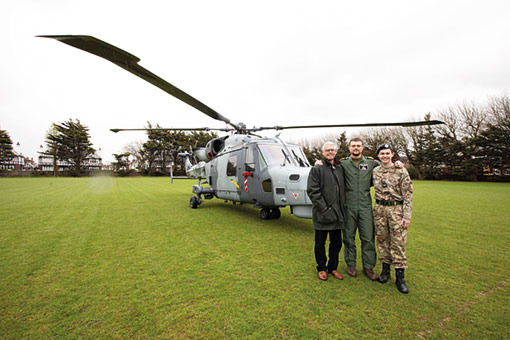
[0,177,509,339]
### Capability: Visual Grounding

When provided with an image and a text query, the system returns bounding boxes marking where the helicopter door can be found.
[239,145,273,206]
[214,151,242,202]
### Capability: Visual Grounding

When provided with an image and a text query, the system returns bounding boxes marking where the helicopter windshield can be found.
[288,145,310,167]
[258,144,292,166]
[257,144,309,167]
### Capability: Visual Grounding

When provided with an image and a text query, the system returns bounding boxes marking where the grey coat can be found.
[306,158,346,230]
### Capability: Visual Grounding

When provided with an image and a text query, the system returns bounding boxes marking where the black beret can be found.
[376,143,393,154]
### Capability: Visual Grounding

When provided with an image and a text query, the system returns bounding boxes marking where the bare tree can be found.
[359,127,408,160]
[487,94,510,127]
[123,140,145,170]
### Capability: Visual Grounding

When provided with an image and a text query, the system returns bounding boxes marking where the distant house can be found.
[38,153,102,172]
[0,151,26,170]
[84,154,102,171]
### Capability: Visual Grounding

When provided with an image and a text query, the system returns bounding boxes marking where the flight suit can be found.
[340,156,379,270]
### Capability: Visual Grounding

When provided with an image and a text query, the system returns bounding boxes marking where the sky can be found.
[2,0,509,163]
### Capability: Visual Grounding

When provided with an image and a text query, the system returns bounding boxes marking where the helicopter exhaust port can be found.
[204,136,228,160]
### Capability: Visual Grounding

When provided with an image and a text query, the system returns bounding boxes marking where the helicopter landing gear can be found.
[260,208,271,220]
[270,208,281,219]
[260,207,281,220]
[190,196,200,209]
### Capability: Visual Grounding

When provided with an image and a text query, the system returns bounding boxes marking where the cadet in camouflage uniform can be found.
[373,143,413,294]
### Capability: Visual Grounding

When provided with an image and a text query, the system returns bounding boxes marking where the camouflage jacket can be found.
[373,165,413,220]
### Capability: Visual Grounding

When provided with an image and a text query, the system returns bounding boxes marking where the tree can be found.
[0,129,14,165]
[295,132,348,163]
[336,132,350,158]
[140,122,217,175]
[477,95,510,175]
[359,128,408,160]
[434,103,488,180]
[123,140,145,170]
[112,152,131,175]
[405,113,443,179]
[46,119,95,174]
[44,124,60,176]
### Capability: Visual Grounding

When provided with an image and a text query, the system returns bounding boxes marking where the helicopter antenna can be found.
[38,35,242,132]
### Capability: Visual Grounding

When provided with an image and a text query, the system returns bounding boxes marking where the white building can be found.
[38,153,102,171]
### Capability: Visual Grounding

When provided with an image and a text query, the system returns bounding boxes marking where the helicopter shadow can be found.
[193,200,314,234]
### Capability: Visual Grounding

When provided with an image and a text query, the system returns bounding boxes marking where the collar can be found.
[349,155,365,163]
[323,157,337,167]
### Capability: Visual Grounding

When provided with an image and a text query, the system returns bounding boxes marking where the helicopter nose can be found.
[284,171,311,205]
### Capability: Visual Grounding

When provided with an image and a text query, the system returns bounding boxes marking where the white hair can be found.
[322,141,338,151]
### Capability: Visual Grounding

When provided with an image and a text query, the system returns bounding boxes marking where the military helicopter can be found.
[39,35,443,220]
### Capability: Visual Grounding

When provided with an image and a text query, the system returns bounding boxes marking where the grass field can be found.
[0,177,509,339]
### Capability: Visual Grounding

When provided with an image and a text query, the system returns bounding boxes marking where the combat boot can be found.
[377,263,391,284]
[395,268,409,294]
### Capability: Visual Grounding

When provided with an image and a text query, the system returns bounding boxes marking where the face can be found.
[377,149,394,165]
[349,141,364,157]
[322,145,337,162]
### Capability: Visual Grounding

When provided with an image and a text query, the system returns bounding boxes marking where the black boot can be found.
[395,268,409,294]
[377,263,391,283]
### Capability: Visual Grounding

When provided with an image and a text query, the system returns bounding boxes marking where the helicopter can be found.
[39,35,444,220]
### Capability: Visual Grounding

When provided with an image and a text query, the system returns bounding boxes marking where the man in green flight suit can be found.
[341,137,379,280]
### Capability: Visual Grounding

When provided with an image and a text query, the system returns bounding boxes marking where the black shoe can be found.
[377,263,391,284]
[395,268,409,294]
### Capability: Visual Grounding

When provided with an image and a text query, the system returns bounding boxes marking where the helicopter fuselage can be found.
[187,134,313,219]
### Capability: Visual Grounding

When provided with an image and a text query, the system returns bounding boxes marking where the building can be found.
[0,151,26,170]
[38,153,102,172]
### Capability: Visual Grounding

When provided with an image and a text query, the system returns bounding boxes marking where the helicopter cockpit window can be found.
[226,155,237,176]
[288,146,310,167]
[257,145,291,166]
[258,151,267,170]
[245,147,255,171]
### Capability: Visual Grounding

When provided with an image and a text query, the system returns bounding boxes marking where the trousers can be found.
[342,208,377,269]
[314,229,342,272]
[374,204,408,269]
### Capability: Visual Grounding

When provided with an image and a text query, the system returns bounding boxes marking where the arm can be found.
[400,169,413,228]
[306,166,328,212]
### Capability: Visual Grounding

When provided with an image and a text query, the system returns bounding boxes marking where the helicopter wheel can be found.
[270,208,281,219]
[260,208,271,220]
[190,196,199,209]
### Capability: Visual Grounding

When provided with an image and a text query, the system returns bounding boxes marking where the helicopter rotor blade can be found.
[38,35,240,131]
[110,127,232,133]
[252,119,445,132]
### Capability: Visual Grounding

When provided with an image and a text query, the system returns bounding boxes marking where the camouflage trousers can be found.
[373,204,408,269]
